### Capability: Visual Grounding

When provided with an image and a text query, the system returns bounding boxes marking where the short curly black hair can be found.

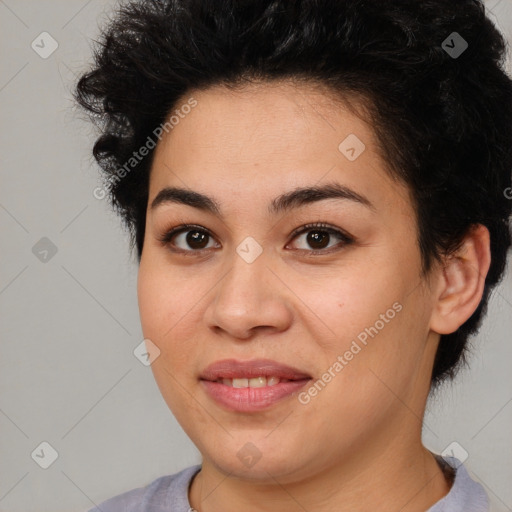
[75,0,512,387]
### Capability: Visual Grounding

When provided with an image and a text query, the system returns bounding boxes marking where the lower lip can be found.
[201,379,311,412]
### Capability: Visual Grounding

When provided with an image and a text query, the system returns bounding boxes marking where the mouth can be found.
[200,358,312,381]
[199,358,312,412]
[212,376,298,388]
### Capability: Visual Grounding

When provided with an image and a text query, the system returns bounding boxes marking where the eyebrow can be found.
[150,181,375,217]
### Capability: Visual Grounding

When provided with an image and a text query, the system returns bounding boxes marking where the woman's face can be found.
[137,81,441,481]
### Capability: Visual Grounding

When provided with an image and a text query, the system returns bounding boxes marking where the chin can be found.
[204,441,312,482]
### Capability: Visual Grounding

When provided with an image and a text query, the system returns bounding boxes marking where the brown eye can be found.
[305,230,331,250]
[159,224,220,253]
[289,223,354,253]
[185,229,210,249]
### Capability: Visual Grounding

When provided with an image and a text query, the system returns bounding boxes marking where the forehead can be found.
[153,80,375,163]
[148,80,411,216]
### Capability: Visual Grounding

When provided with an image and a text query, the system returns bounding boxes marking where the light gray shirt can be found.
[87,455,489,511]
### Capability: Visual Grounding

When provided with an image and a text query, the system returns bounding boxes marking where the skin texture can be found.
[137,81,490,512]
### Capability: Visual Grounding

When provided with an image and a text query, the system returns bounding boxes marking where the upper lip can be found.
[200,359,312,381]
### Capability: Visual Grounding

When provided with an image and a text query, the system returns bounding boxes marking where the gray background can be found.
[0,1,511,511]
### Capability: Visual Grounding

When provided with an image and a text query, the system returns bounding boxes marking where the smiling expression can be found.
[137,80,441,481]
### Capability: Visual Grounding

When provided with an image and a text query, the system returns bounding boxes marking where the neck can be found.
[188,439,451,512]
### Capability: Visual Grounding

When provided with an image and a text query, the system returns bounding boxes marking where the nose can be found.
[203,246,294,340]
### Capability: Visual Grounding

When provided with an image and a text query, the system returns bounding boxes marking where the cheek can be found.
[296,259,428,393]
[137,258,209,377]
[137,263,164,336]
[290,262,407,345]
[137,263,200,410]
[138,259,190,335]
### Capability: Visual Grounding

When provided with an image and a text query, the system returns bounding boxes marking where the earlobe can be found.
[430,224,491,335]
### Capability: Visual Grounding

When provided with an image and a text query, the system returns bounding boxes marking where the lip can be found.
[200,358,312,381]
[200,358,312,412]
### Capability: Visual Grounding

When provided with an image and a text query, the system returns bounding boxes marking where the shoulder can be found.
[428,455,489,512]
[85,464,201,512]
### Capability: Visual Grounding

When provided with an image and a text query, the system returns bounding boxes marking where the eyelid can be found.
[285,222,354,254]
[158,221,354,255]
[157,223,214,243]
[288,222,353,243]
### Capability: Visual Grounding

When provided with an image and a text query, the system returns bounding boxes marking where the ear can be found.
[429,224,491,335]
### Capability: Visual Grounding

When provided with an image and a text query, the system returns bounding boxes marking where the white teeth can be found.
[232,378,249,388]
[248,376,267,388]
[267,376,280,386]
[218,376,284,387]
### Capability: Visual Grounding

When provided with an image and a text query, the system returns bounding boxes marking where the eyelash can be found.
[157,222,354,257]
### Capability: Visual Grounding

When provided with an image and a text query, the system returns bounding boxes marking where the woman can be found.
[76,0,512,510]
